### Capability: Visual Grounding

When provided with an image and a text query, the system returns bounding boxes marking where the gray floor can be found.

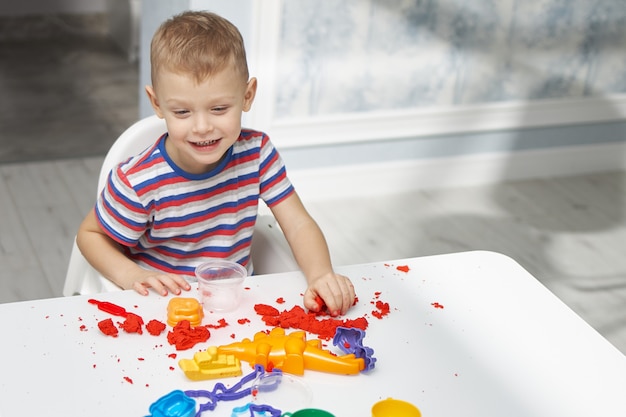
[1,16,626,356]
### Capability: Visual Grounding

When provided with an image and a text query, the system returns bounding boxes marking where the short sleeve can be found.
[94,165,150,247]
[258,134,295,206]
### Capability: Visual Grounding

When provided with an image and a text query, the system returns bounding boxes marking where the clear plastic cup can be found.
[252,372,313,413]
[194,260,247,312]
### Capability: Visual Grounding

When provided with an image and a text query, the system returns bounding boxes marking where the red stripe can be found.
[156,198,257,229]
[261,170,288,195]
[225,150,258,170]
[260,151,279,177]
[145,218,256,245]
[102,195,145,233]
[137,175,187,197]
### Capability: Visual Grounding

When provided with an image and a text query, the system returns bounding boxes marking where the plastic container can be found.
[195,260,247,312]
[251,371,312,413]
[283,409,334,417]
[371,398,421,417]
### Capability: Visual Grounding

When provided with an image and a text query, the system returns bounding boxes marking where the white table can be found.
[1,251,625,416]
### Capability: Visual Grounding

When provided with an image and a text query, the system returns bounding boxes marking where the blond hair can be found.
[150,11,249,86]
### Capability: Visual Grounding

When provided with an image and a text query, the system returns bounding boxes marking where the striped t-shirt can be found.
[95,129,294,276]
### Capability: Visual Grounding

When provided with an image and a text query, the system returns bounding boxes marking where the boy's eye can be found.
[212,106,228,113]
[173,110,189,116]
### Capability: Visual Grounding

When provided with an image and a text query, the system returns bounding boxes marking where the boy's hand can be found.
[129,270,192,296]
[304,272,356,317]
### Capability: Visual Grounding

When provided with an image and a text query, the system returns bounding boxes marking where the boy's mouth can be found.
[193,139,220,147]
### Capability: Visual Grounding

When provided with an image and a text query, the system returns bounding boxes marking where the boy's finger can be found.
[146,276,169,296]
[133,281,150,296]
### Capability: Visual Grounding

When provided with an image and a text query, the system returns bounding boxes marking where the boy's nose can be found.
[193,114,214,134]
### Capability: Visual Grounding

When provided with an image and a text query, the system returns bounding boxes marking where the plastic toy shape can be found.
[184,365,270,414]
[147,365,293,416]
[148,390,196,417]
[88,298,128,317]
[168,297,203,327]
[332,326,376,371]
[217,327,365,375]
[230,402,282,417]
[179,346,243,380]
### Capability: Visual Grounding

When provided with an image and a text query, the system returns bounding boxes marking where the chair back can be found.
[97,115,167,194]
[62,116,166,296]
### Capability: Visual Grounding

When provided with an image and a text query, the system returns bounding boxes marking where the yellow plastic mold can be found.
[178,346,242,380]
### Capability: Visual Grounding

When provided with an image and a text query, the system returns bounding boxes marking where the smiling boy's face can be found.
[146,66,256,175]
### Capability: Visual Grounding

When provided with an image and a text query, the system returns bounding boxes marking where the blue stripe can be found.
[260,165,287,190]
[259,147,278,172]
[137,235,252,258]
[234,145,260,160]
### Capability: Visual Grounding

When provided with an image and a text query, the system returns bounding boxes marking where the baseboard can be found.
[288,141,626,201]
[265,96,626,149]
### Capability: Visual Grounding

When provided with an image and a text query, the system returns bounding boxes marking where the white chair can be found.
[63,115,297,296]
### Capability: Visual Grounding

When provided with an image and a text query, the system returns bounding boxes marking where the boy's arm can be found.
[269,192,355,316]
[76,209,190,296]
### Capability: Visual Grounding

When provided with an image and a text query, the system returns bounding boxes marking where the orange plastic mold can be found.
[167,297,204,327]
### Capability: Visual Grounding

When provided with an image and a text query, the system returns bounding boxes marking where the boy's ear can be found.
[145,85,164,118]
[242,77,257,112]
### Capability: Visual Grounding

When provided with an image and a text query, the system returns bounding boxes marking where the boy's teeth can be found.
[197,139,216,146]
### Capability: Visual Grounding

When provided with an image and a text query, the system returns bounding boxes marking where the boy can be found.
[76,11,355,316]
